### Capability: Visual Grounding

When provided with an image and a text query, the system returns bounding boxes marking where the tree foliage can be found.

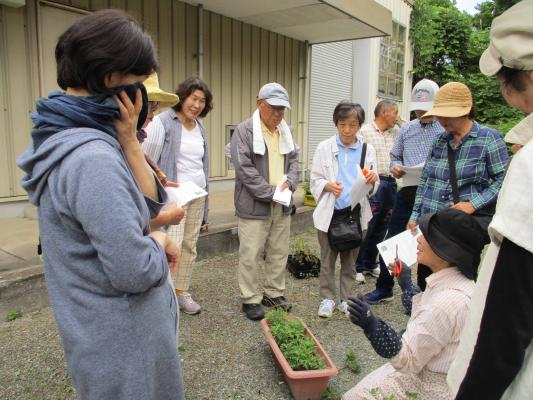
[410,0,523,131]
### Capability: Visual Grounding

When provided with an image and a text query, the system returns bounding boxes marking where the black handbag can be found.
[327,143,367,252]
[447,142,493,243]
[327,204,363,251]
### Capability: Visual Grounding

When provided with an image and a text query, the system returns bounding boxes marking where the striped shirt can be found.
[391,267,475,374]
[410,122,509,222]
[390,118,445,169]
[359,121,398,176]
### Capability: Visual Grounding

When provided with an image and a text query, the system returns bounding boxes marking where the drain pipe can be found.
[198,4,204,78]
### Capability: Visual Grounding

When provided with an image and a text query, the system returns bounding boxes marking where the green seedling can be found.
[6,310,22,322]
[345,349,361,373]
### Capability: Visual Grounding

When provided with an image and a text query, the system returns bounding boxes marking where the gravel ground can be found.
[0,231,410,400]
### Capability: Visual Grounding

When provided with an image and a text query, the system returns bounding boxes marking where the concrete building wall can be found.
[0,0,307,205]
[306,0,413,173]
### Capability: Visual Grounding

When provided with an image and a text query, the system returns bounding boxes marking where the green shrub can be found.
[266,309,327,371]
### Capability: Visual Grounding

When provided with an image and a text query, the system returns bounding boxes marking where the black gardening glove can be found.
[347,297,378,335]
[348,296,402,358]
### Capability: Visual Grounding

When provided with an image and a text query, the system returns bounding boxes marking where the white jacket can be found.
[310,135,379,232]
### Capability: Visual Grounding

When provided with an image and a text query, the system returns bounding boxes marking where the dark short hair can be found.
[172,77,213,118]
[374,100,397,118]
[496,65,530,92]
[56,9,158,94]
[467,106,477,119]
[333,102,365,126]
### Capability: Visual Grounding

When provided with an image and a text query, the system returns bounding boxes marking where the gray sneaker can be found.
[177,293,201,315]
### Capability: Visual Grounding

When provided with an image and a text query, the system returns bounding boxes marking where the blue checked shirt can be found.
[390,118,445,170]
[409,121,509,222]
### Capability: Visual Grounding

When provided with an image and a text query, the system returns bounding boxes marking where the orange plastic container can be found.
[261,318,338,400]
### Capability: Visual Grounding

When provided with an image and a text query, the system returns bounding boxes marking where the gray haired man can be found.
[230,83,299,320]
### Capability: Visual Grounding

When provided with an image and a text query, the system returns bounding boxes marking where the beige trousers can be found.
[168,196,205,291]
[317,230,363,301]
[237,204,290,304]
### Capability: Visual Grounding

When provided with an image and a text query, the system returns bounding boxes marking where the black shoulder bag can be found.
[327,143,367,252]
[447,142,493,244]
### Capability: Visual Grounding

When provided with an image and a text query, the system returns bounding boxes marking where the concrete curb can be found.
[0,207,315,317]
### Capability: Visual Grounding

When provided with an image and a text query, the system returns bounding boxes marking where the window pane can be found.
[379,75,387,94]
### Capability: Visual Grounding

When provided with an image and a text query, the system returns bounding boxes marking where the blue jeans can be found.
[355,177,397,273]
[375,186,417,291]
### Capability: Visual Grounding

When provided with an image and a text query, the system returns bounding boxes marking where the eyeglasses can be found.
[265,102,286,113]
[149,101,160,111]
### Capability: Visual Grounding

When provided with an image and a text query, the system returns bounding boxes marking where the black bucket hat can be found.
[418,208,486,279]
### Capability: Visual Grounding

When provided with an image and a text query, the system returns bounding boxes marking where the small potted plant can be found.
[287,237,321,279]
[302,181,317,207]
[261,309,338,400]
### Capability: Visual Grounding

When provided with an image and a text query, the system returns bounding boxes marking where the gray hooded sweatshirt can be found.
[17,128,184,400]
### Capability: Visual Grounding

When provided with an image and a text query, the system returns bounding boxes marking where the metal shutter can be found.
[307,41,354,172]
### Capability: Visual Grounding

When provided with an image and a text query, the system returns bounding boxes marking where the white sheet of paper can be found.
[349,166,372,208]
[273,175,292,206]
[273,186,292,206]
[377,228,421,268]
[166,181,207,207]
[400,163,424,187]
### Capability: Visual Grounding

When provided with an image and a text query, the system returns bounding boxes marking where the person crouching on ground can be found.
[230,82,299,321]
[310,102,379,318]
[342,208,485,400]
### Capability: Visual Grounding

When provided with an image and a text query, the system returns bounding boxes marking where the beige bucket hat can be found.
[143,72,179,108]
[423,82,472,118]
[480,0,533,76]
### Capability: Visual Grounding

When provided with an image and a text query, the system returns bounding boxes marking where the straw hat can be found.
[423,82,472,118]
[143,73,179,108]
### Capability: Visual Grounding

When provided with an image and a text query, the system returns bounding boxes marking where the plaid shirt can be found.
[390,118,445,169]
[410,122,509,222]
[359,121,398,175]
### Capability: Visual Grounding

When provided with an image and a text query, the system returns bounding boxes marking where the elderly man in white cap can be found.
[230,82,299,320]
[362,79,445,304]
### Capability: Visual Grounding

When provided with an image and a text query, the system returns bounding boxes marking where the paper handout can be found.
[377,228,421,268]
[166,181,207,207]
[349,166,372,208]
[399,163,424,187]
[273,175,293,207]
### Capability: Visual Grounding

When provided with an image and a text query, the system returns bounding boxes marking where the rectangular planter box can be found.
[261,318,338,400]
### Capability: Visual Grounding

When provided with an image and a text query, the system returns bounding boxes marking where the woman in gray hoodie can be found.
[17,10,184,400]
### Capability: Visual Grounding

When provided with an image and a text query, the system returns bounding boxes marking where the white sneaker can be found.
[318,299,335,318]
[356,272,365,283]
[338,300,349,315]
[363,266,380,278]
[177,293,201,315]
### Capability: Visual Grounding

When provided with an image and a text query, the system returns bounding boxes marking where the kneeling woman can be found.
[310,102,379,318]
[343,208,485,400]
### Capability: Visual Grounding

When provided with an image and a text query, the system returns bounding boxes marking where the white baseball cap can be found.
[409,79,440,112]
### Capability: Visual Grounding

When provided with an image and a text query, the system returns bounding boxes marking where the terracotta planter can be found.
[303,194,317,207]
[261,318,338,400]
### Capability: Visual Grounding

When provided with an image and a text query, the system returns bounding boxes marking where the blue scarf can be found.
[31,82,148,150]
[31,91,121,150]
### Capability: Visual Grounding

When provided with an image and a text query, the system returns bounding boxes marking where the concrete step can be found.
[0,206,314,318]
